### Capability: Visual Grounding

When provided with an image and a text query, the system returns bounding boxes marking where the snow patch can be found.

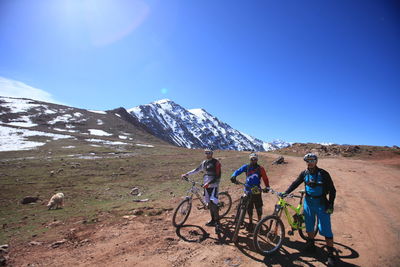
[136,144,154,148]
[88,129,112,136]
[0,125,72,151]
[0,97,41,113]
[88,110,106,114]
[49,114,73,124]
[86,138,127,145]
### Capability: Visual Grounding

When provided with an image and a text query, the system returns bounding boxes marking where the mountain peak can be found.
[152,99,173,105]
[188,108,208,121]
[129,100,290,151]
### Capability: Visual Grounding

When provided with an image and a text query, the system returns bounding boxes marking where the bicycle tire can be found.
[253,215,285,255]
[232,204,246,243]
[217,192,232,218]
[298,219,319,240]
[233,200,242,225]
[172,198,192,227]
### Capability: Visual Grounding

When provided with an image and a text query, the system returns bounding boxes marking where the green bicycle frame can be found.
[274,193,305,230]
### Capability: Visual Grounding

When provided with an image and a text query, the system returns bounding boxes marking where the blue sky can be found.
[0,0,399,146]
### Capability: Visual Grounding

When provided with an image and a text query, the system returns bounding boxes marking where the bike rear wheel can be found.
[217,192,232,218]
[172,198,192,227]
[298,218,319,240]
[253,215,285,255]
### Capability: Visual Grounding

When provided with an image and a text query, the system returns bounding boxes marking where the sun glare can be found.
[59,0,150,46]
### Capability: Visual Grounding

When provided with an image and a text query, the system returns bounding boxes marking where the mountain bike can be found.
[253,188,318,255]
[231,181,266,244]
[172,177,232,233]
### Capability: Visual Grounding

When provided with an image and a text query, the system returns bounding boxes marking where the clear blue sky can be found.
[0,0,399,146]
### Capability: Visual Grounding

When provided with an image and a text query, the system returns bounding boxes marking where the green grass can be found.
[0,141,283,244]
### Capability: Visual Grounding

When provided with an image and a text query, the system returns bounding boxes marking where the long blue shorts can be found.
[303,197,333,238]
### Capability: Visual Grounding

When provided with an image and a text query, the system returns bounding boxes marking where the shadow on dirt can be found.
[175,225,209,243]
[174,216,233,244]
[175,217,360,267]
[236,234,360,267]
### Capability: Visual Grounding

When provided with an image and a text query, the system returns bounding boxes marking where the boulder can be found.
[21,196,39,204]
[272,156,285,165]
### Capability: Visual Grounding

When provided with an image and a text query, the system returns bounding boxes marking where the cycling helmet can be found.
[303,153,318,162]
[204,148,213,154]
[249,153,258,160]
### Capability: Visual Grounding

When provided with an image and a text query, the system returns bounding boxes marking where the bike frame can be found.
[184,179,207,209]
[271,189,305,230]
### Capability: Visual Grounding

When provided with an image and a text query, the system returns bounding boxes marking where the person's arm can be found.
[216,160,221,179]
[260,166,270,188]
[323,170,336,208]
[284,171,305,194]
[231,164,247,178]
[184,161,204,176]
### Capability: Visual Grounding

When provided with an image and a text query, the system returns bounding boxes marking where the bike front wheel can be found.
[232,204,246,243]
[172,198,192,227]
[253,215,285,255]
[217,192,232,218]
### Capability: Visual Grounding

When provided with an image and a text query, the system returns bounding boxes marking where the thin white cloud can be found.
[0,77,62,104]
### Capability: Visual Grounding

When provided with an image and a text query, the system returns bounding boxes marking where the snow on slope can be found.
[0,125,72,151]
[128,99,289,151]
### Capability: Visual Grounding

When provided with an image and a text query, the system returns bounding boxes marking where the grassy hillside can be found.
[0,141,284,245]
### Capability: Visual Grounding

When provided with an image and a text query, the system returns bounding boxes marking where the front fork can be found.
[273,204,283,217]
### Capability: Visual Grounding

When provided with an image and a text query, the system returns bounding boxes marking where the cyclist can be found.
[181,148,222,227]
[230,153,270,231]
[280,153,336,266]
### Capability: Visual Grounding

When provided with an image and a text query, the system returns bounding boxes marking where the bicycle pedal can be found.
[287,230,294,236]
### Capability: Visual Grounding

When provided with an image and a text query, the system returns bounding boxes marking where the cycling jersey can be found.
[231,164,270,194]
[185,158,221,188]
[285,167,336,208]
[304,170,324,197]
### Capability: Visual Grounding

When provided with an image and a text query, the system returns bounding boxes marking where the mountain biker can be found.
[181,148,222,227]
[280,153,336,266]
[230,153,270,231]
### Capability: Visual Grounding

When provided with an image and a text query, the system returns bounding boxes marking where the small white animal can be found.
[47,193,65,210]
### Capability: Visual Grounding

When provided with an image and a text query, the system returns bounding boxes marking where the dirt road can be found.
[8,155,400,267]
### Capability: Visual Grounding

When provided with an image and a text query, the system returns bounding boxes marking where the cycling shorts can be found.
[247,193,263,211]
[303,197,333,238]
[204,187,219,204]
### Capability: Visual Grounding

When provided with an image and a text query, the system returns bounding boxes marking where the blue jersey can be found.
[231,164,269,194]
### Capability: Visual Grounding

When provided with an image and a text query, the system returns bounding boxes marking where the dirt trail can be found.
[8,155,400,267]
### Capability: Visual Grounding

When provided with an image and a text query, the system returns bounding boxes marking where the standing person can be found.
[181,148,222,226]
[280,153,336,266]
[230,153,270,231]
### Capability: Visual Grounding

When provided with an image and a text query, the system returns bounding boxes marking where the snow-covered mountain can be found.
[0,96,162,152]
[128,99,289,151]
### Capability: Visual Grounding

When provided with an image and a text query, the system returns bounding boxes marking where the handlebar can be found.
[268,188,304,199]
[181,176,203,186]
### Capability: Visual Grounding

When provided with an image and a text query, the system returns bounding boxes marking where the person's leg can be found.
[303,199,317,252]
[209,187,219,223]
[246,199,254,228]
[317,206,335,265]
[204,188,215,226]
[254,194,263,221]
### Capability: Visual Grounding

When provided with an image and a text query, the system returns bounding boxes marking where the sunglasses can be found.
[306,159,317,163]
[205,152,212,155]
[250,158,258,161]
